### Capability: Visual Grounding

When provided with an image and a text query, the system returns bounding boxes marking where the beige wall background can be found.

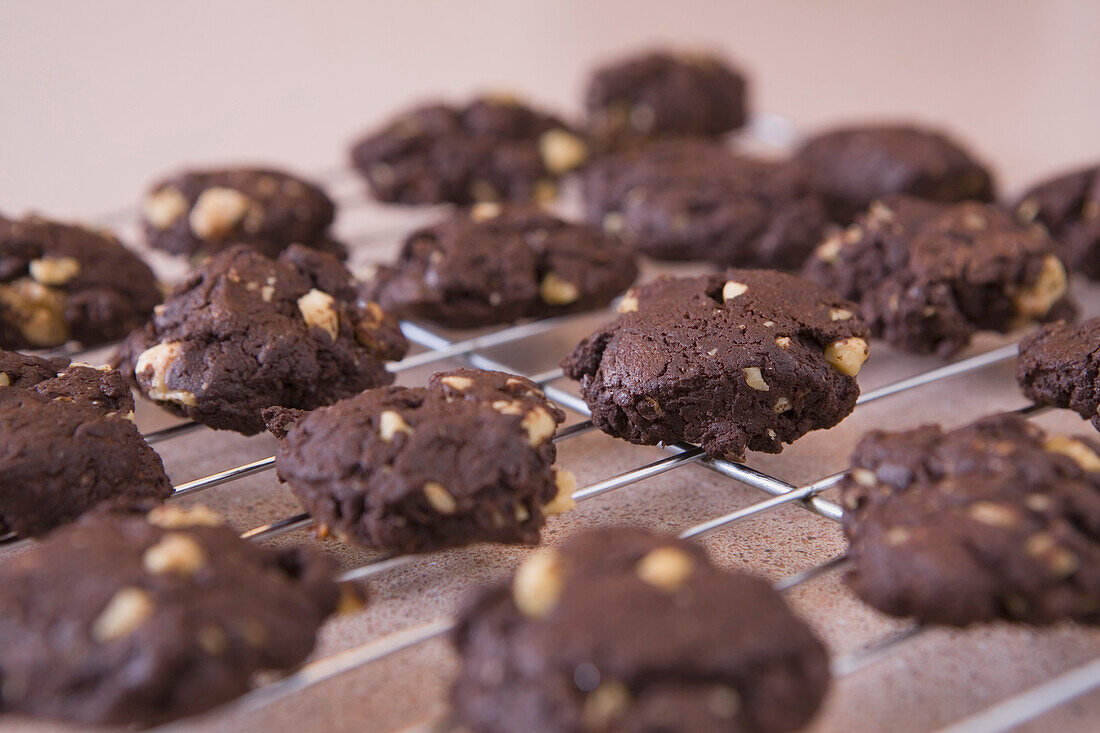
[3,0,1100,219]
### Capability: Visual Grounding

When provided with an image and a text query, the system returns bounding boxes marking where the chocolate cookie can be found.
[114,244,407,435]
[349,95,588,206]
[0,351,171,537]
[1018,318,1100,430]
[840,415,1100,626]
[1015,163,1100,279]
[451,527,830,733]
[584,49,748,150]
[803,196,1075,357]
[266,368,574,554]
[562,269,869,460]
[583,139,828,269]
[141,167,345,260]
[794,123,996,222]
[361,203,639,328]
[0,506,339,726]
[0,214,161,349]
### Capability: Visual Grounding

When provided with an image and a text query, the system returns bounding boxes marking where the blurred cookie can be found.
[141,167,344,259]
[0,351,171,537]
[0,507,339,725]
[803,196,1074,356]
[114,244,406,435]
[585,49,748,150]
[583,139,828,269]
[794,123,995,222]
[452,527,830,733]
[362,203,638,328]
[1018,317,1100,430]
[266,368,574,554]
[1015,163,1100,278]
[840,415,1100,626]
[0,214,160,349]
[350,96,588,206]
[562,269,869,460]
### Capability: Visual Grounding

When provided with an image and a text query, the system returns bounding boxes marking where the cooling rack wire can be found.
[1,116,1098,733]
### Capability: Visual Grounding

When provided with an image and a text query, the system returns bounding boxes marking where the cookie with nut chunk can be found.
[141,166,345,260]
[1,213,161,349]
[840,414,1100,626]
[451,527,830,733]
[361,203,638,328]
[803,196,1075,357]
[349,96,588,206]
[1014,163,1100,279]
[264,368,574,554]
[1018,317,1100,431]
[584,49,749,151]
[562,269,869,460]
[583,138,829,269]
[0,350,171,537]
[0,506,339,726]
[794,123,996,223]
[113,244,407,435]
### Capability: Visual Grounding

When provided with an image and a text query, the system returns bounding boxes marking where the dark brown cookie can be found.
[0,214,161,349]
[583,139,828,269]
[451,527,830,733]
[1018,318,1100,430]
[794,123,996,222]
[1015,163,1100,278]
[562,269,869,460]
[114,244,407,435]
[840,414,1100,627]
[267,368,574,554]
[349,96,588,206]
[0,351,171,537]
[802,196,1075,357]
[584,49,749,150]
[0,506,339,726]
[141,167,345,260]
[362,203,639,328]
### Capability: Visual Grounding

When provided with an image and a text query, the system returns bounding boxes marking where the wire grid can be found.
[2,134,1099,732]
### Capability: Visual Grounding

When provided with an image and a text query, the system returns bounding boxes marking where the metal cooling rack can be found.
[2,117,1099,732]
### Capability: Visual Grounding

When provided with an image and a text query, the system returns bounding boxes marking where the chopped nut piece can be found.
[538,128,588,174]
[722,281,748,301]
[440,375,474,391]
[773,396,792,413]
[830,307,853,321]
[1016,197,1040,223]
[515,504,531,522]
[543,468,577,515]
[842,225,863,244]
[143,533,206,575]
[378,410,413,442]
[1013,255,1067,319]
[868,200,895,222]
[135,342,197,406]
[815,236,842,263]
[189,187,254,241]
[470,202,502,222]
[0,279,68,346]
[492,399,524,415]
[885,527,911,546]
[1043,434,1100,472]
[422,482,458,514]
[636,546,694,591]
[823,337,869,376]
[147,504,224,529]
[617,291,639,313]
[144,187,189,229]
[512,548,564,617]
[29,257,81,286]
[582,680,631,729]
[1025,532,1056,557]
[0,372,9,387]
[602,212,626,235]
[297,288,340,340]
[967,500,1018,528]
[851,468,877,487]
[742,366,769,391]
[539,272,580,306]
[92,587,154,642]
[521,406,557,445]
[1025,493,1054,512]
[775,336,792,349]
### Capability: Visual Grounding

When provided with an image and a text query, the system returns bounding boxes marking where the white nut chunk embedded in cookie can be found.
[378,410,413,442]
[147,504,224,529]
[1043,434,1100,472]
[1013,255,1067,319]
[28,256,81,286]
[521,406,557,445]
[144,187,189,229]
[722,281,748,301]
[636,546,694,591]
[539,272,580,306]
[543,468,577,515]
[135,341,197,406]
[422,482,458,514]
[92,587,155,642]
[823,337,869,376]
[142,533,207,575]
[538,128,588,174]
[512,548,564,618]
[297,288,340,340]
[189,187,254,241]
